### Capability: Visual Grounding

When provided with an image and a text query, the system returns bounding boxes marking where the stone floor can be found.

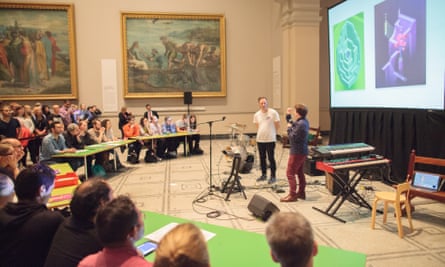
[103,138,445,267]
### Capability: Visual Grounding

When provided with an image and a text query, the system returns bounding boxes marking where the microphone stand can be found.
[195,116,226,201]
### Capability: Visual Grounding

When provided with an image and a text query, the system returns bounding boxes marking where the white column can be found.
[275,0,321,127]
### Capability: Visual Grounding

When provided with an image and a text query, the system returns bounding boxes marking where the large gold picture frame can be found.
[0,2,77,100]
[122,12,226,99]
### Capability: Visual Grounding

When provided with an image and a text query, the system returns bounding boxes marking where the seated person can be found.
[87,119,112,170]
[265,211,318,267]
[0,143,19,178]
[45,179,113,267]
[39,121,78,171]
[78,195,153,267]
[0,163,65,266]
[153,223,210,267]
[189,114,204,155]
[102,119,124,169]
[1,137,26,170]
[64,123,94,177]
[158,116,180,158]
[123,116,142,164]
[176,114,203,155]
[0,173,14,208]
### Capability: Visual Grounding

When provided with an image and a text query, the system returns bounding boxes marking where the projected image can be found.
[375,0,426,88]
[333,13,365,91]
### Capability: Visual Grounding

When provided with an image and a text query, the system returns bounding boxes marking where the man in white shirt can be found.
[253,97,280,184]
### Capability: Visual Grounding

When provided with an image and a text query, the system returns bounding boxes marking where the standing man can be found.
[253,97,280,184]
[0,103,21,139]
[143,103,159,121]
[280,104,309,202]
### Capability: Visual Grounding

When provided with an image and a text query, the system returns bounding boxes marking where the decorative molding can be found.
[275,0,321,27]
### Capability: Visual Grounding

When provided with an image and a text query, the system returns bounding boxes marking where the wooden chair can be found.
[404,150,445,204]
[371,182,413,238]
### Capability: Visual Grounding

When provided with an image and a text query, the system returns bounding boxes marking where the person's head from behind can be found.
[14,163,56,204]
[95,195,144,247]
[265,211,317,267]
[0,174,15,208]
[70,178,113,223]
[153,223,209,267]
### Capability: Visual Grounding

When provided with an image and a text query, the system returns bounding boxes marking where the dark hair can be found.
[295,104,308,118]
[15,163,56,200]
[101,119,110,128]
[49,121,62,130]
[96,195,139,245]
[70,178,111,222]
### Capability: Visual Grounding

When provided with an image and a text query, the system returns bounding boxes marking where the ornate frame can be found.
[0,2,78,100]
[121,12,226,98]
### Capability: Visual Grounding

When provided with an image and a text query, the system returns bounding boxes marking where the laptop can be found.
[411,171,443,192]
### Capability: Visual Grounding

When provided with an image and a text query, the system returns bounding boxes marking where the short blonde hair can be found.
[153,223,209,267]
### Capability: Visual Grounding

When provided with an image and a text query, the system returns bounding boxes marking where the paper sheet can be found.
[145,222,216,243]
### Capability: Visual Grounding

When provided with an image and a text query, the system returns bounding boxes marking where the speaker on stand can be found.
[184,91,192,125]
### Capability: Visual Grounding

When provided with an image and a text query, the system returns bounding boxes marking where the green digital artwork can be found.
[333,12,365,91]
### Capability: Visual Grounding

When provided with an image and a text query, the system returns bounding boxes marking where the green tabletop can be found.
[52,139,135,158]
[141,211,366,267]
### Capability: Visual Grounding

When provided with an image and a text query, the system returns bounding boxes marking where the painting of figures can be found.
[122,13,226,98]
[0,3,77,100]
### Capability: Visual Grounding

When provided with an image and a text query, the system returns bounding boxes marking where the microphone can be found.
[222,116,226,121]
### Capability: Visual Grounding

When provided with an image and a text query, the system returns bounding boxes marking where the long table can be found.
[52,139,135,179]
[131,132,198,157]
[140,211,366,267]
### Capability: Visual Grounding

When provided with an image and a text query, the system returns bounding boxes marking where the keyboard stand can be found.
[313,166,384,223]
[221,154,247,201]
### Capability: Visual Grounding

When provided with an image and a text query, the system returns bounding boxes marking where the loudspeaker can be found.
[184,91,192,105]
[248,194,280,221]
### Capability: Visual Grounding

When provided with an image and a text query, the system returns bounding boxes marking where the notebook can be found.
[411,171,442,192]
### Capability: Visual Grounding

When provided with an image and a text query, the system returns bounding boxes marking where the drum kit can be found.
[224,123,256,173]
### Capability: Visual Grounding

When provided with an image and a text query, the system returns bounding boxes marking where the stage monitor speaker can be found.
[248,194,280,221]
[184,91,192,105]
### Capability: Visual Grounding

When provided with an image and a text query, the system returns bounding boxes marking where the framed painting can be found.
[0,2,77,100]
[121,12,226,99]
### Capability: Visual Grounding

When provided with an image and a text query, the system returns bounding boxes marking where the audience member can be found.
[265,211,318,267]
[59,100,73,126]
[153,223,210,267]
[123,116,142,164]
[118,106,132,139]
[44,179,113,267]
[78,195,152,267]
[86,105,100,128]
[47,104,64,125]
[0,163,65,267]
[159,116,180,158]
[29,105,48,163]
[176,114,203,155]
[1,138,25,177]
[0,173,14,208]
[0,103,21,138]
[39,121,77,169]
[64,123,94,176]
[102,119,124,169]
[143,103,159,120]
[0,143,17,178]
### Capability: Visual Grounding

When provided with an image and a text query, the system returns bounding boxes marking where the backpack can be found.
[144,149,158,163]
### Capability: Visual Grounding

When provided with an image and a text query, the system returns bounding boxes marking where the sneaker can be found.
[268,177,277,184]
[256,175,267,182]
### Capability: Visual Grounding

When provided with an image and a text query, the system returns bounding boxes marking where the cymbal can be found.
[226,123,246,131]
